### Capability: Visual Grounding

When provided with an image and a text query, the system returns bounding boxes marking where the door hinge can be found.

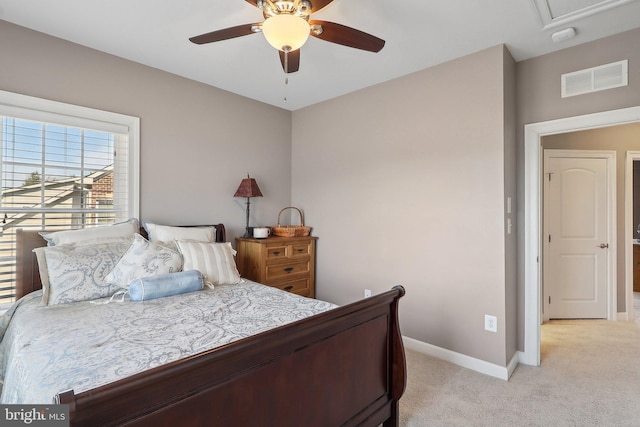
[547,172,553,181]
[548,235,551,243]
[549,296,551,304]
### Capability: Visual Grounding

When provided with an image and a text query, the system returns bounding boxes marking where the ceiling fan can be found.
[189,0,385,74]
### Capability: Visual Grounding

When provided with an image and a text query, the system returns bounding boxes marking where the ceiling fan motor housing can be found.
[259,0,312,19]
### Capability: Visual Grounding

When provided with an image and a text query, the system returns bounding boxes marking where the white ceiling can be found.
[0,0,639,111]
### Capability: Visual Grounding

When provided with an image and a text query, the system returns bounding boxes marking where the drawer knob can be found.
[273,251,281,256]
[283,285,294,292]
[297,249,303,253]
[284,267,294,273]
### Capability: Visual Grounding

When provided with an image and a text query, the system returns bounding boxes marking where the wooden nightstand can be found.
[235,236,317,298]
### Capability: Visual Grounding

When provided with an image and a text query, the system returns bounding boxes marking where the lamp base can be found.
[243,198,252,239]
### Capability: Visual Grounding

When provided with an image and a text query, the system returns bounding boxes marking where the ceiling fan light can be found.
[262,15,310,51]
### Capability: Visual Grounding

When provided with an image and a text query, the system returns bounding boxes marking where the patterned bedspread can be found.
[0,281,337,403]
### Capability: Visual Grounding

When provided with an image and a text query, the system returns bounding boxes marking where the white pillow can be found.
[175,241,241,286]
[143,223,215,249]
[33,240,132,305]
[39,218,138,246]
[105,234,183,288]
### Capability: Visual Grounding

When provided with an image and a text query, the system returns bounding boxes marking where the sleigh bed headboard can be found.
[14,224,226,300]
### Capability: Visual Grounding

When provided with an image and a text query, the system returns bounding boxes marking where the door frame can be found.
[522,106,640,367]
[542,149,616,322]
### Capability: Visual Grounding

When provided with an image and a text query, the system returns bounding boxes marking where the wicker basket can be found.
[271,207,311,237]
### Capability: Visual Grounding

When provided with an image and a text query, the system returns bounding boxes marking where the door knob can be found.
[598,243,609,249]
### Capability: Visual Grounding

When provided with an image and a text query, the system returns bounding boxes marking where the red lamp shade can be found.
[234,176,263,198]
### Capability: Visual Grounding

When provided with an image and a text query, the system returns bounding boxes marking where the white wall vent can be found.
[561,60,628,98]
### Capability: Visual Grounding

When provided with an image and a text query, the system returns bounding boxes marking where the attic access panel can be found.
[530,0,638,29]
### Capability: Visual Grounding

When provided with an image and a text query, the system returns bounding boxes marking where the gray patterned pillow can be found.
[104,234,183,288]
[34,239,132,305]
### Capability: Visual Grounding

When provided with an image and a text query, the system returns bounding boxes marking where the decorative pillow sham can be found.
[143,223,216,250]
[33,240,132,305]
[175,241,241,286]
[39,218,139,246]
[105,234,183,288]
[128,270,205,301]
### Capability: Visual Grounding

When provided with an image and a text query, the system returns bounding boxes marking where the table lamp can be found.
[234,175,263,237]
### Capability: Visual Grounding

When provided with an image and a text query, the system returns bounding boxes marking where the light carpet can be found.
[400,318,640,426]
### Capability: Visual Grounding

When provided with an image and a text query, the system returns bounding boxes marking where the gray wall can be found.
[292,45,516,367]
[516,27,640,348]
[0,20,292,241]
[1,18,520,368]
[503,47,518,363]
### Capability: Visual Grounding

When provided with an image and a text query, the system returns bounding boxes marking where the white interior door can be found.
[543,151,614,319]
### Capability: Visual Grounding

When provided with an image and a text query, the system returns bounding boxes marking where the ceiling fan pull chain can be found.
[283,49,289,103]
[284,76,288,103]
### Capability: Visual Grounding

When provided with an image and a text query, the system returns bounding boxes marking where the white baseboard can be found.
[617,311,629,321]
[403,336,518,381]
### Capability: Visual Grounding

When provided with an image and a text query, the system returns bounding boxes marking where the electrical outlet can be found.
[364,289,372,298]
[484,315,497,333]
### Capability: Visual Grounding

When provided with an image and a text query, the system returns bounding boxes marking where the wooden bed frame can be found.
[14,225,407,427]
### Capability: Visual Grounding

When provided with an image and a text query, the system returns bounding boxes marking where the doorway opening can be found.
[522,106,640,367]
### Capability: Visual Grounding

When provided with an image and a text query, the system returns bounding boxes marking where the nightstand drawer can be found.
[266,260,310,281]
[266,245,288,260]
[273,278,311,296]
[290,243,311,258]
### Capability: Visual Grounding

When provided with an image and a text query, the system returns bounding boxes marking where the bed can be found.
[4,224,406,427]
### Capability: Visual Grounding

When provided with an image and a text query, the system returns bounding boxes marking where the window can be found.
[0,91,139,306]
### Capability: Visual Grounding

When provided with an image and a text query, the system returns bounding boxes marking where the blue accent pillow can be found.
[128,270,205,301]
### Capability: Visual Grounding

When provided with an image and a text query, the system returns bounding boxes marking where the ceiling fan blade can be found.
[309,20,385,52]
[309,0,335,13]
[279,49,301,73]
[189,23,260,45]
[244,0,259,7]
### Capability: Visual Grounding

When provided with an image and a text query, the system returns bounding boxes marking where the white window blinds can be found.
[0,90,139,306]
[0,118,129,224]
